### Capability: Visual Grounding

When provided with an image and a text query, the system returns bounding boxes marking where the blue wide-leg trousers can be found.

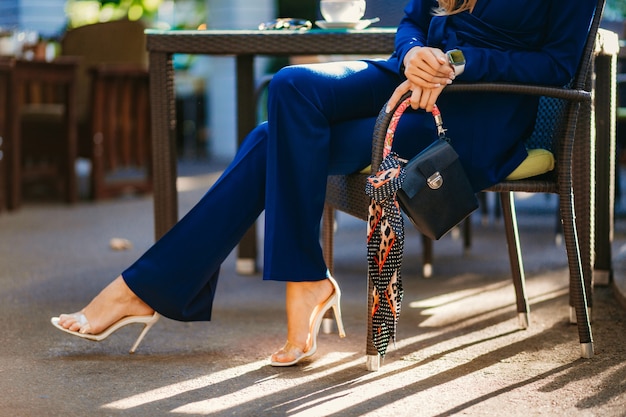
[122,59,437,321]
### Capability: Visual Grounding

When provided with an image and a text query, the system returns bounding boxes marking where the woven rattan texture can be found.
[146,29,396,56]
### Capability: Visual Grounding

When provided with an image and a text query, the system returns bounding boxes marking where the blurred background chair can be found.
[15,19,152,204]
[88,64,152,199]
[12,57,79,207]
[62,18,152,200]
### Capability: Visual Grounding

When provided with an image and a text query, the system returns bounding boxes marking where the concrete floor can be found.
[1,161,625,417]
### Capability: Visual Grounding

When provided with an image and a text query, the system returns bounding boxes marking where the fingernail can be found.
[446,79,453,84]
[385,105,391,113]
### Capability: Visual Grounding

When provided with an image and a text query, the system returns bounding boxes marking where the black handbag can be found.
[382,97,479,240]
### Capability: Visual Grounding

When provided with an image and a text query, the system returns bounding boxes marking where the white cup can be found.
[320,0,366,23]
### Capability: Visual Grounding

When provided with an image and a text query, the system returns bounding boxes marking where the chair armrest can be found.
[445,83,591,102]
[371,84,591,169]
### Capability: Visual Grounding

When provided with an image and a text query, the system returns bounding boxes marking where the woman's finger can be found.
[385,80,412,112]
[418,88,431,110]
[405,63,453,88]
[423,85,446,112]
[410,87,423,109]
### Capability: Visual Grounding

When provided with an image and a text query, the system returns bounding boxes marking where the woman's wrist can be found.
[402,46,422,72]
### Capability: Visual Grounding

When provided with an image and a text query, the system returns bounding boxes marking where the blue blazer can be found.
[373,0,596,190]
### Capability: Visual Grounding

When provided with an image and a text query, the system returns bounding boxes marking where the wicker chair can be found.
[324,0,605,370]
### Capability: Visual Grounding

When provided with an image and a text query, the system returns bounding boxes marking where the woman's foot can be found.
[56,275,154,335]
[270,277,342,365]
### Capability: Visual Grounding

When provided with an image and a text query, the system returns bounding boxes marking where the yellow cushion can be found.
[358,148,555,180]
[505,148,555,180]
[359,165,372,174]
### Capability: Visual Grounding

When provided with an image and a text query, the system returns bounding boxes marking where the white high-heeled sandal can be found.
[51,311,159,353]
[270,276,346,366]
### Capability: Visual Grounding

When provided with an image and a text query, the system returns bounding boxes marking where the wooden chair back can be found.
[12,57,79,205]
[61,19,148,126]
[59,19,152,199]
[89,64,152,199]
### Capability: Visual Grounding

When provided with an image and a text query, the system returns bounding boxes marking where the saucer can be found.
[315,18,379,30]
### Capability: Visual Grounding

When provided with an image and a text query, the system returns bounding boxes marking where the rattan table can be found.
[144,28,616,280]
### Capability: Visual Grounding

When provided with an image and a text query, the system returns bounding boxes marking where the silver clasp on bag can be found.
[427,172,443,189]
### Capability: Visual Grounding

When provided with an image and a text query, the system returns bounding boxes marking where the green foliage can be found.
[65,0,163,28]
[607,0,626,19]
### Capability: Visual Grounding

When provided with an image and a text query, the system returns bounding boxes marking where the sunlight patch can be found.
[176,172,221,192]
[408,279,507,309]
[171,352,360,415]
[102,360,269,410]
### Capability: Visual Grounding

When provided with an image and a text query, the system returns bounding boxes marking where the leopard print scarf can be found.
[365,152,405,357]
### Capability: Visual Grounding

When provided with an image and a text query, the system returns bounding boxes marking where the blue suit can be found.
[123,0,596,321]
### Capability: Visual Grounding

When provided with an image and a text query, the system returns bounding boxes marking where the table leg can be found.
[594,52,617,286]
[8,75,22,210]
[149,51,179,240]
[64,78,78,204]
[235,55,258,275]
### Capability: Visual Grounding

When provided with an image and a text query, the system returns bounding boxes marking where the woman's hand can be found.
[386,46,453,112]
[387,79,446,113]
[404,46,454,88]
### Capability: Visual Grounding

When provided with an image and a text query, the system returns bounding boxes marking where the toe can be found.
[57,312,89,332]
[57,314,75,328]
[68,321,83,332]
[271,341,305,364]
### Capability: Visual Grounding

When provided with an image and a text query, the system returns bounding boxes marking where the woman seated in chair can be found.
[51,0,597,366]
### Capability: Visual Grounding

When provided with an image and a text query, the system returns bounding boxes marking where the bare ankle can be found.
[80,276,153,333]
[107,276,152,311]
[284,278,333,349]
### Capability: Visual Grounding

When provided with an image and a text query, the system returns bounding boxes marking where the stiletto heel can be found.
[270,276,345,366]
[331,300,346,338]
[128,314,159,353]
[51,312,159,353]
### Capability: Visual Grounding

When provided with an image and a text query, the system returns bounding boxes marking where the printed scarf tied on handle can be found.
[365,151,406,357]
[365,97,412,357]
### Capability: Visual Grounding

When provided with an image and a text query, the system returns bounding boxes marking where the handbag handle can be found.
[372,91,448,166]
